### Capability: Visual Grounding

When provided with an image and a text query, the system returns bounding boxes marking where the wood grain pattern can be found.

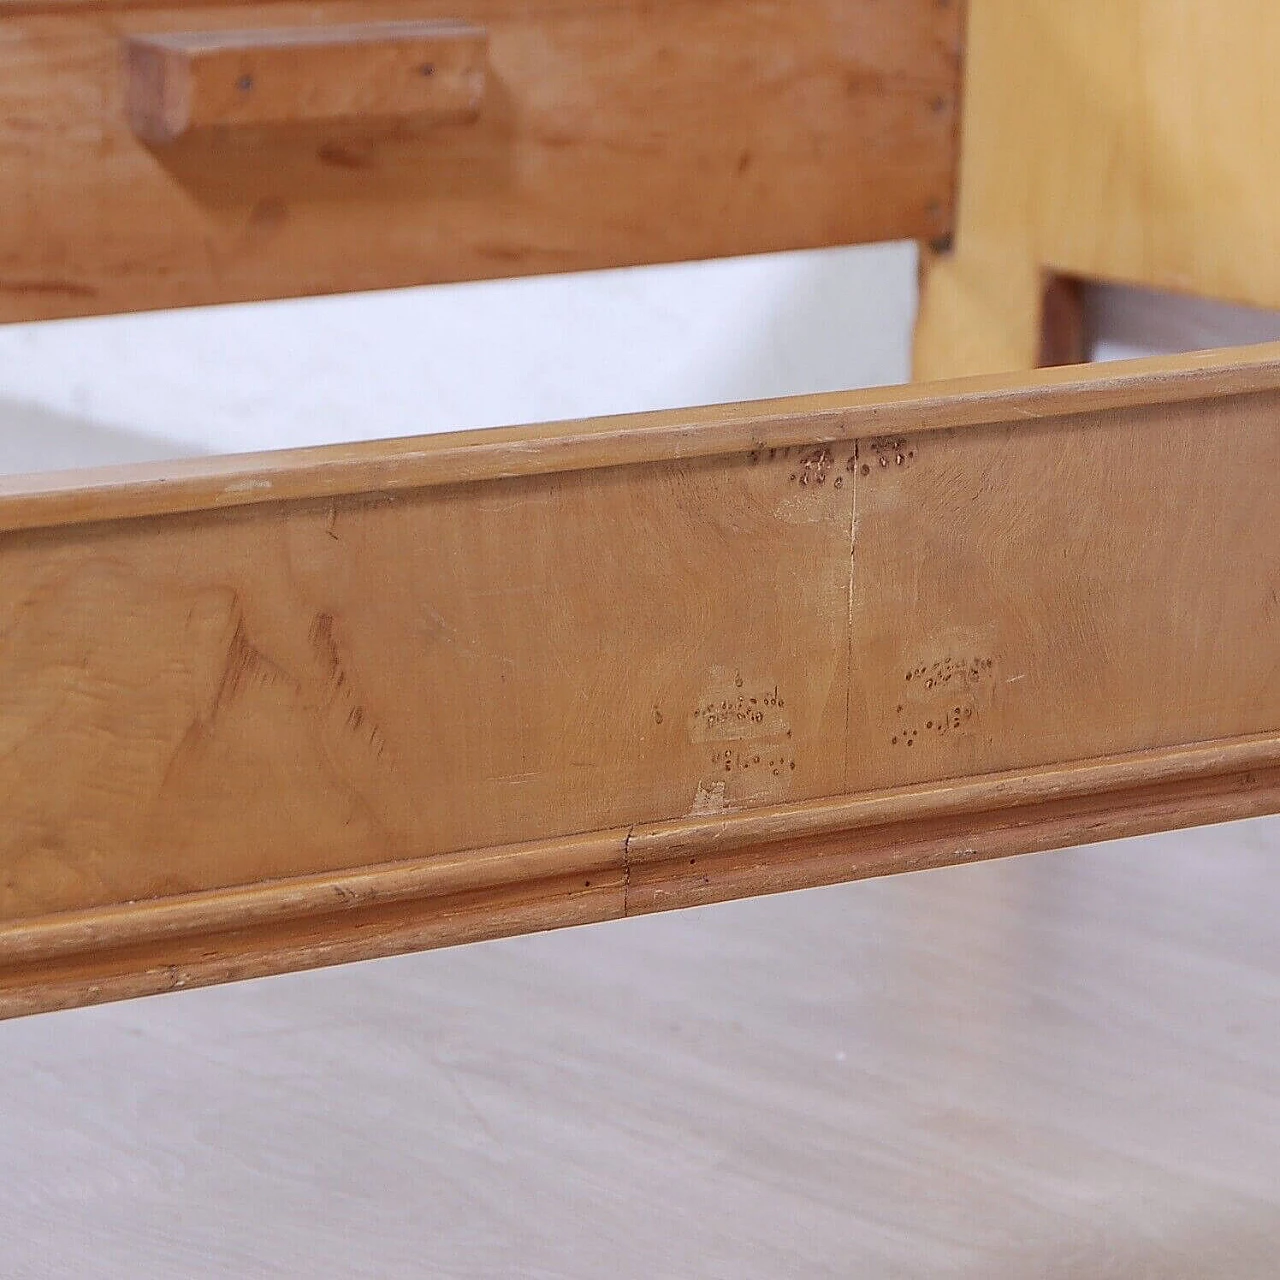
[125,20,488,144]
[914,0,1280,380]
[1,342,1280,1015]
[0,0,962,321]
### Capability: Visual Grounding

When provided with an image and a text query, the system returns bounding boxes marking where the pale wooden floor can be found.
[2,820,1277,1278]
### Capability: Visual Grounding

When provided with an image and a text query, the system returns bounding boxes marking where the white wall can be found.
[1,248,1278,475]
[1090,282,1280,364]
[0,242,917,470]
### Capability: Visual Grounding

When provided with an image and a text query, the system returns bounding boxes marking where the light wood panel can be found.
[0,0,962,321]
[915,0,1280,380]
[1,342,1280,1015]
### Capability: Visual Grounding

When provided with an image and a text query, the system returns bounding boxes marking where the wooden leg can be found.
[1037,274,1089,368]
[914,247,1045,381]
[915,251,1088,381]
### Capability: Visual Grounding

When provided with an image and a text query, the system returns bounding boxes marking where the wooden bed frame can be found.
[2,0,1277,1017]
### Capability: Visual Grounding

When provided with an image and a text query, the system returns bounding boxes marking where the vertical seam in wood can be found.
[843,438,860,790]
[622,824,635,917]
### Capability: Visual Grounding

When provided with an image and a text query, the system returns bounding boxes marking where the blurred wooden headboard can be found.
[0,0,962,321]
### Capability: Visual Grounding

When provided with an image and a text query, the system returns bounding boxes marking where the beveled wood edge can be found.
[4,731,1278,1019]
[128,19,487,53]
[1,342,1279,535]
[2,0,282,12]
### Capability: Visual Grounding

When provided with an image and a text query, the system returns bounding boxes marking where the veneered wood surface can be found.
[914,0,1280,380]
[0,0,961,321]
[125,20,488,144]
[1,343,1280,1014]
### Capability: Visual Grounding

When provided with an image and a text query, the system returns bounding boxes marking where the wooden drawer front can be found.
[0,0,963,322]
